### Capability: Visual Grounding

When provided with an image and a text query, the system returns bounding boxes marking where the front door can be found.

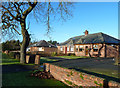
[85,46,89,55]
[65,47,67,54]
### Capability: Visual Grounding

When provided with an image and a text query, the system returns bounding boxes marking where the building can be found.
[27,40,57,55]
[57,30,120,57]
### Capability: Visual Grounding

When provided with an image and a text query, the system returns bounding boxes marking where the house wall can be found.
[30,47,57,54]
[57,46,74,54]
[74,44,91,56]
[58,44,119,58]
[58,44,106,57]
[30,47,39,51]
[44,47,58,54]
[106,44,119,58]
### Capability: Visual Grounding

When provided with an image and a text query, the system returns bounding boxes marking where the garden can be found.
[1,53,70,87]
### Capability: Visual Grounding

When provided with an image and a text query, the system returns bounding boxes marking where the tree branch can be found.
[22,2,37,19]
[2,5,21,22]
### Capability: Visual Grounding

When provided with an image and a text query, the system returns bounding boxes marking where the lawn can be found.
[40,57,57,65]
[1,53,57,65]
[2,71,69,87]
[55,56,89,59]
[81,68,118,78]
[1,53,20,65]
[51,58,119,79]
[2,53,69,87]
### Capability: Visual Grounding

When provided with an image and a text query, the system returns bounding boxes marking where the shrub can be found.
[26,52,32,55]
[8,52,16,59]
[114,57,120,65]
[68,53,75,56]
[51,52,57,56]
[57,53,66,56]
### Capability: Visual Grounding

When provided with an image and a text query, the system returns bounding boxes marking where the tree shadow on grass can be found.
[2,64,37,73]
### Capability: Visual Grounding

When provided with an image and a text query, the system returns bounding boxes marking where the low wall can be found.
[44,63,120,87]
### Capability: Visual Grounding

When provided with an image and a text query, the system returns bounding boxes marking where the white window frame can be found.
[76,45,79,51]
[70,46,74,51]
[39,47,43,51]
[67,46,69,51]
[79,45,83,52]
[60,47,63,51]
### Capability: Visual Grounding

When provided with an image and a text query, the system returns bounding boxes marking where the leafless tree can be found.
[1,1,74,63]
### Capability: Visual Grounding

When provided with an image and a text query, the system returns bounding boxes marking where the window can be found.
[60,47,63,51]
[39,47,43,51]
[76,45,78,51]
[70,46,74,51]
[93,45,98,52]
[79,45,83,52]
[67,46,69,51]
[26,48,30,51]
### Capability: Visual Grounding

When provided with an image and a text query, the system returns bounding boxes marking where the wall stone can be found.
[44,63,120,87]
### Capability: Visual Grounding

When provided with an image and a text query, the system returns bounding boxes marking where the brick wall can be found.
[30,47,57,55]
[58,44,119,58]
[106,45,119,58]
[44,63,120,87]
[44,47,58,54]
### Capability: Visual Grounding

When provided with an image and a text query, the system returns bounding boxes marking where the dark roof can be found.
[59,32,120,46]
[29,40,57,48]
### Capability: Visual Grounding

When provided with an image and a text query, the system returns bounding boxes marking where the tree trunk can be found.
[20,21,30,64]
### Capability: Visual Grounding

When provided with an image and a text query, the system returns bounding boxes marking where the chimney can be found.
[84,30,89,36]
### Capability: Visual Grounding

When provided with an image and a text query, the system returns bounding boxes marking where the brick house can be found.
[57,30,120,57]
[27,40,57,55]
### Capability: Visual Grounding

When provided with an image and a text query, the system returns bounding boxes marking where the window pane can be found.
[76,45,78,51]
[70,46,74,51]
[93,45,98,52]
[67,47,69,51]
[79,45,83,52]
[39,47,43,51]
[60,47,63,51]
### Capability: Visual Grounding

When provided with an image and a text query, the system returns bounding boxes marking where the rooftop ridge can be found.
[59,32,120,46]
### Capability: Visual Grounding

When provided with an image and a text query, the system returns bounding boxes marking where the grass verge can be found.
[55,56,89,59]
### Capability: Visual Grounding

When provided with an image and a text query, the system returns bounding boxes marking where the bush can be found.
[114,57,120,65]
[51,52,57,56]
[26,52,32,55]
[67,53,75,56]
[8,52,16,59]
[56,53,67,56]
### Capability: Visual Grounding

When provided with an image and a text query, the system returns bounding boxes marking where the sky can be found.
[17,2,118,43]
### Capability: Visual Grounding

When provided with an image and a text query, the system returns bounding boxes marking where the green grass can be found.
[55,56,89,59]
[2,53,70,87]
[1,53,20,65]
[79,68,118,78]
[2,71,70,87]
[1,53,57,65]
[40,57,57,64]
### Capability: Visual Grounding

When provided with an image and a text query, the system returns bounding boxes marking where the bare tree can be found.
[1,1,74,63]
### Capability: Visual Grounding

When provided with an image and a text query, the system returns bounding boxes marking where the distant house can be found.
[57,30,120,57]
[27,40,57,54]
